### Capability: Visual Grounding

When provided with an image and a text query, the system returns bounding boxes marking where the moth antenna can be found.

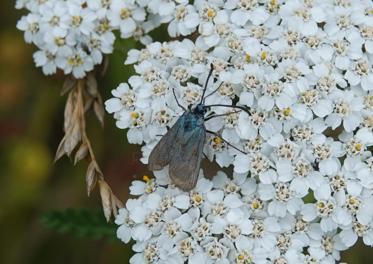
[204,104,251,116]
[203,81,224,103]
[172,88,187,111]
[204,110,241,121]
[200,63,214,104]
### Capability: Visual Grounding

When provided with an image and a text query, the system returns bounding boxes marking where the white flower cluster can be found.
[16,0,153,78]
[116,169,373,264]
[107,0,373,262]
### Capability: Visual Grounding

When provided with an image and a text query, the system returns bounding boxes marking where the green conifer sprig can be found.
[40,208,117,240]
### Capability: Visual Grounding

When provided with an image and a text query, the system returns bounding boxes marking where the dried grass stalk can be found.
[55,75,123,221]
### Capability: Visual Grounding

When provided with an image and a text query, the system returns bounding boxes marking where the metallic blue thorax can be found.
[182,104,206,132]
[182,112,204,132]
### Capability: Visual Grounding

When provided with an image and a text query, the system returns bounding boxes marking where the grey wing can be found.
[168,125,206,191]
[148,116,183,171]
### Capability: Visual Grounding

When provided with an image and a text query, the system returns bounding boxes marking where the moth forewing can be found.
[168,115,206,191]
[148,114,183,171]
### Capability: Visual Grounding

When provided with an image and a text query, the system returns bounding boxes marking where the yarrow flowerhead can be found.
[116,166,373,264]
[105,0,373,262]
[16,0,161,78]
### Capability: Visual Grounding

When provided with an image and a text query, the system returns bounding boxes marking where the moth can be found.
[148,64,249,191]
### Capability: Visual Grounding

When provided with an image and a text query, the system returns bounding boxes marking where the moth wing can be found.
[148,115,183,171]
[168,125,206,191]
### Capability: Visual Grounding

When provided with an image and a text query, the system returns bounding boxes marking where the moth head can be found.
[193,104,207,117]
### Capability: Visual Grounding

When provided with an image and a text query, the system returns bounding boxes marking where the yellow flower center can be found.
[207,9,216,18]
[143,175,151,182]
[71,16,82,26]
[98,19,111,33]
[251,201,260,210]
[213,136,222,144]
[261,51,267,60]
[283,107,292,117]
[54,37,65,46]
[245,53,251,62]
[131,112,139,119]
[67,54,83,66]
[354,143,362,152]
[120,8,132,19]
[194,195,202,203]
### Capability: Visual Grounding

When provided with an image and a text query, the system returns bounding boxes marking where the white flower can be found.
[168,4,200,37]
[58,48,94,78]
[279,0,320,36]
[39,1,69,32]
[66,1,96,35]
[84,33,115,64]
[329,31,364,71]
[325,89,364,132]
[17,13,43,44]
[197,6,231,47]
[307,229,344,262]
[33,49,58,75]
[108,0,146,38]
[43,27,75,55]
[105,83,137,114]
[345,57,373,91]
[115,208,132,243]
[148,0,180,17]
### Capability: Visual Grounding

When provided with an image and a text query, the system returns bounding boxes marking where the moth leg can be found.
[204,110,241,121]
[206,130,247,155]
[172,88,187,111]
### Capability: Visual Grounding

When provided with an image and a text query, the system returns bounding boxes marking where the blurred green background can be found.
[0,2,141,263]
[0,2,371,263]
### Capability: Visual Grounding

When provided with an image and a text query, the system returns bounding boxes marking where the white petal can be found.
[339,229,358,248]
[129,206,147,223]
[129,181,146,195]
[259,169,277,184]
[312,99,333,117]
[224,194,243,208]
[233,154,250,174]
[207,190,224,203]
[174,194,190,210]
[176,213,193,230]
[132,225,152,241]
[117,225,131,243]
[268,201,287,217]
[301,204,317,221]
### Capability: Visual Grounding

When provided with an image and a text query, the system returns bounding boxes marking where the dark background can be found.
[0,2,371,263]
